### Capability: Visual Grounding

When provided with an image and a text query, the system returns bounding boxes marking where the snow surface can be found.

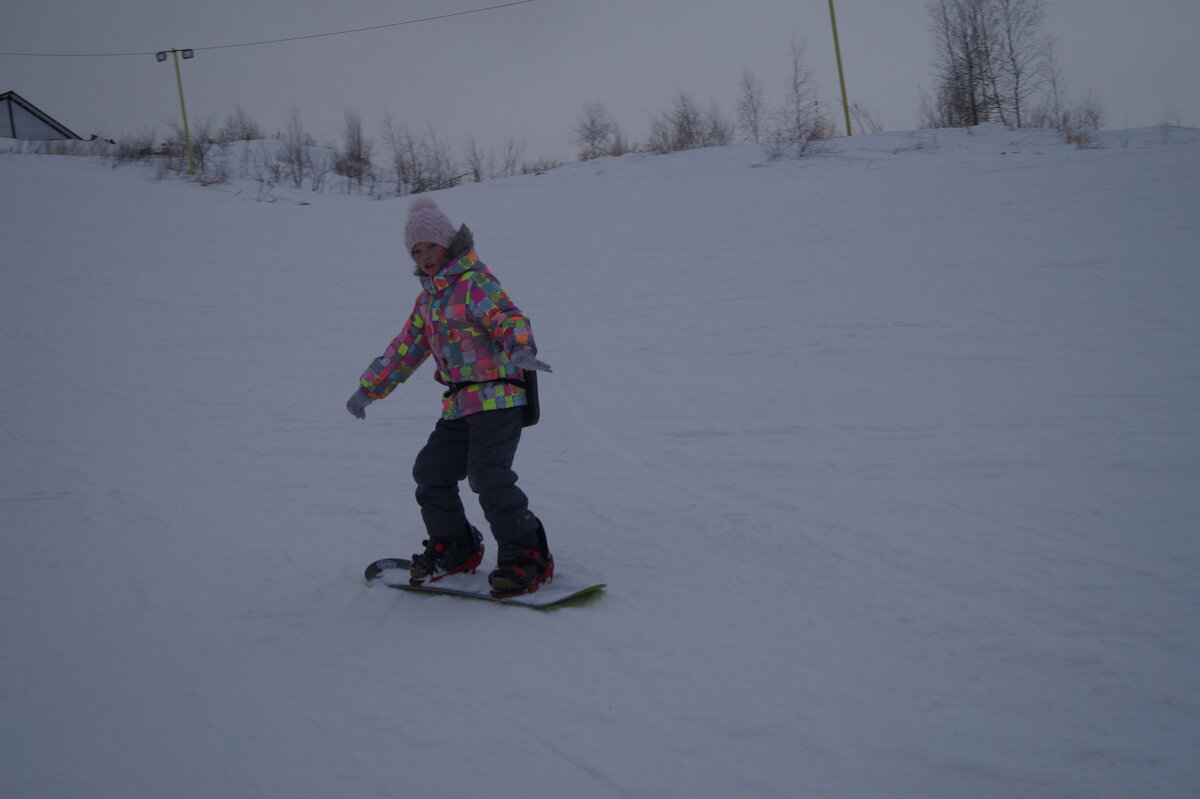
[2,124,1199,798]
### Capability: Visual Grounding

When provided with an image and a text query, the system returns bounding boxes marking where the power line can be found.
[0,0,535,57]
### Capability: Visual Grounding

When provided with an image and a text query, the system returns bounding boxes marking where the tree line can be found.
[571,35,840,162]
[19,0,1121,192]
[577,0,1107,162]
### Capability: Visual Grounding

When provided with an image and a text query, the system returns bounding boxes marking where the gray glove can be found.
[346,388,373,420]
[511,348,552,373]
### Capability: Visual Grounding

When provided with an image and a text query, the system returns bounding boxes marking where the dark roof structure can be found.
[1,90,82,140]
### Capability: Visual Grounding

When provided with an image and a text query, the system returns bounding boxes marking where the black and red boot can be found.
[488,522,554,597]
[409,525,484,585]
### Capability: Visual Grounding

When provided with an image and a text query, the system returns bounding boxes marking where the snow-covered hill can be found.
[3,124,1199,798]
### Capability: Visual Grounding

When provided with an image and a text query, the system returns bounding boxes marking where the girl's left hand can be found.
[511,349,552,373]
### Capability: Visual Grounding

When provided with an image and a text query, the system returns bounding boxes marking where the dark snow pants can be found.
[412,407,539,546]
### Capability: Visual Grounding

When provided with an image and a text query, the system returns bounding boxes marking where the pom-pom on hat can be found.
[405,196,456,253]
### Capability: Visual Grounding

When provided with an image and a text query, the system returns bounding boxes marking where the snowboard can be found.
[364,558,606,609]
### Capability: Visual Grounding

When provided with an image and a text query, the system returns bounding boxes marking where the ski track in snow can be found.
[2,125,1199,798]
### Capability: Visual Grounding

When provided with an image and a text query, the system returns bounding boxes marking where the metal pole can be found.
[171,50,196,175]
[828,0,853,136]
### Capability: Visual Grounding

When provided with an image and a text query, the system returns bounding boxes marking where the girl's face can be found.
[411,242,448,277]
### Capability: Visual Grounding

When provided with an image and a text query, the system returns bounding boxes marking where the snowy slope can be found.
[2,125,1199,798]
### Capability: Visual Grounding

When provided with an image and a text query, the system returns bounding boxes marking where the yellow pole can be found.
[828,0,853,136]
[171,50,196,175]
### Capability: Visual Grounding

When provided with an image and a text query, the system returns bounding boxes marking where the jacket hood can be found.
[446,223,474,259]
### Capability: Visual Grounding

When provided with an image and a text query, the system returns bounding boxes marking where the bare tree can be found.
[646,90,732,154]
[499,137,527,177]
[336,111,374,193]
[419,123,461,191]
[735,65,768,144]
[1071,90,1104,131]
[924,0,996,127]
[571,101,619,161]
[776,35,832,142]
[645,116,672,155]
[1159,102,1183,130]
[381,114,461,195]
[991,0,1046,126]
[340,112,372,169]
[1028,41,1105,134]
[647,90,702,153]
[1029,39,1068,130]
[850,101,884,134]
[704,98,735,147]
[463,134,494,182]
[279,106,315,189]
[164,115,218,177]
[309,150,336,192]
[218,105,263,143]
[924,0,1049,128]
[608,126,629,157]
[461,136,527,182]
[381,112,411,195]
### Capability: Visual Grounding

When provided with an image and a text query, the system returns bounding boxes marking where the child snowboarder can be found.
[346,197,554,596]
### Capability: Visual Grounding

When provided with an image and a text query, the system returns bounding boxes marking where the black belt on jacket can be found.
[443,377,527,396]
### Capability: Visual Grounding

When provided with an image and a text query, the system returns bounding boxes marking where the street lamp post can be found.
[827,0,853,136]
[156,48,196,174]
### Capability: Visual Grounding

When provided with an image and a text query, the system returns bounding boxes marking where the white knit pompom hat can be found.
[404,197,456,253]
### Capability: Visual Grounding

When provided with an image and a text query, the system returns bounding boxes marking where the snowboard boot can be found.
[488,522,554,597]
[409,525,484,585]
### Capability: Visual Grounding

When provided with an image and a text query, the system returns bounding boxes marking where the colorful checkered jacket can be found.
[357,244,536,420]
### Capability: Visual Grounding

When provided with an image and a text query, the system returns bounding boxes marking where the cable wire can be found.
[0,0,534,57]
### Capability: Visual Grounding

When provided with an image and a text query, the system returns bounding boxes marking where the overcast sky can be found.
[3,0,1197,161]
